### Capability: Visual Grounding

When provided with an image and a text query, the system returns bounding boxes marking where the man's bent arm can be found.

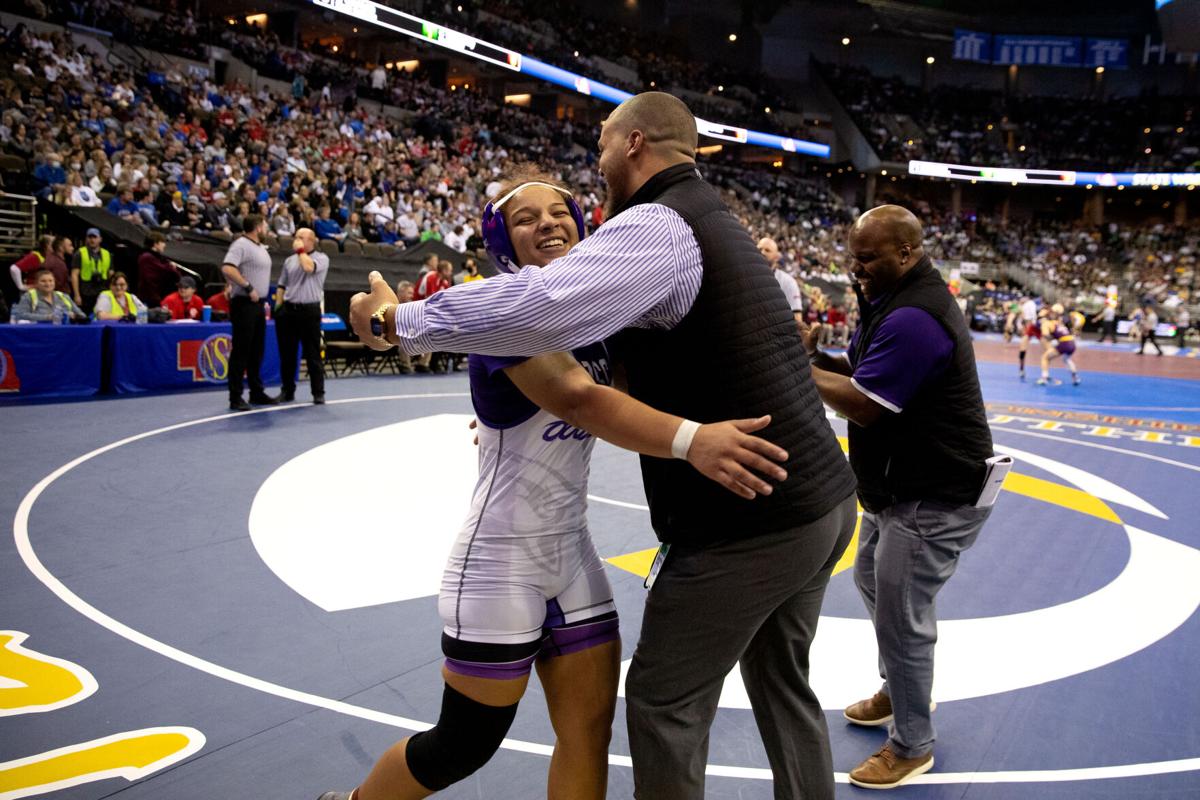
[810,367,886,428]
[389,205,700,357]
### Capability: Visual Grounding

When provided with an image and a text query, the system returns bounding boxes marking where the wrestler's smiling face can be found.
[504,185,580,268]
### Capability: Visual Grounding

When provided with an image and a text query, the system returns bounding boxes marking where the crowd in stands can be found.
[0,1,851,269]
[2,2,1194,339]
[821,63,1200,173]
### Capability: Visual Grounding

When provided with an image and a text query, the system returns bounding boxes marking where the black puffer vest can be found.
[611,164,857,546]
[847,257,993,513]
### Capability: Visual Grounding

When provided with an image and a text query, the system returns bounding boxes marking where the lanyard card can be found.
[644,543,671,590]
[975,455,1013,508]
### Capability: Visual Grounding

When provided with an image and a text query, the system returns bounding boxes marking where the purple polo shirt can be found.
[847,305,954,413]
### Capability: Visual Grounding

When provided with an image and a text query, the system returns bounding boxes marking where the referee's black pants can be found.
[229,295,267,401]
[276,301,325,398]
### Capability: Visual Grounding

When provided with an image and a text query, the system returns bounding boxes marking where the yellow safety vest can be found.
[27,289,70,311]
[99,289,139,317]
[79,248,112,283]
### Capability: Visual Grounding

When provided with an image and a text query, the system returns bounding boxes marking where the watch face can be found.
[370,316,383,337]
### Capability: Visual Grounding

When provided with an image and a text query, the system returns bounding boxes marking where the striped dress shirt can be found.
[392,204,703,356]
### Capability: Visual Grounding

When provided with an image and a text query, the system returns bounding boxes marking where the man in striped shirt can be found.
[351,92,857,800]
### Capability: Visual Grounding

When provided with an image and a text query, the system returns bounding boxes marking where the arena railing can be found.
[0,194,37,264]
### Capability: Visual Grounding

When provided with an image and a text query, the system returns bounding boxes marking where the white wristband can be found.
[671,419,701,460]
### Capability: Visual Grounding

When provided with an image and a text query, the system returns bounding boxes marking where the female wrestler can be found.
[321,169,789,800]
[1037,303,1081,386]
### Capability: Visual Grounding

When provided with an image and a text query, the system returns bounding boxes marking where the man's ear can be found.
[626,129,644,158]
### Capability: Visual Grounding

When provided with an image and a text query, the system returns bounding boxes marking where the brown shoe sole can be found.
[848,755,934,789]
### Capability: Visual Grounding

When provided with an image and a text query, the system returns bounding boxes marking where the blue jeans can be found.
[855,500,991,758]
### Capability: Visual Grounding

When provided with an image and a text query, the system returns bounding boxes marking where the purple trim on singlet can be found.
[468,354,539,430]
[469,342,613,429]
[544,616,621,658]
[443,596,619,680]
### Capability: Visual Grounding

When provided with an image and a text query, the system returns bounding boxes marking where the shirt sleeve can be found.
[93,294,112,314]
[850,307,954,414]
[11,293,40,321]
[778,272,802,312]
[392,203,703,356]
[222,239,243,269]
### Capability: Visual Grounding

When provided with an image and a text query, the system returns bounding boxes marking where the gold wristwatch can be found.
[370,304,395,341]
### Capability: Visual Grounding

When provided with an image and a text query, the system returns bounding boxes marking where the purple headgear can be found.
[481,181,587,273]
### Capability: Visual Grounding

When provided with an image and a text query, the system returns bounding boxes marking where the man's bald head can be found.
[846,205,926,300]
[604,92,698,160]
[295,227,317,253]
[598,92,698,217]
[757,236,781,268]
[850,205,924,250]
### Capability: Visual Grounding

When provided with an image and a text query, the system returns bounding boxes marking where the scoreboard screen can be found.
[909,160,1200,189]
[312,0,829,158]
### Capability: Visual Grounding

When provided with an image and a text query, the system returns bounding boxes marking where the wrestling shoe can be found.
[1036,377,1049,386]
[849,745,934,789]
[1072,375,1081,386]
[316,793,353,800]
[1018,369,1025,381]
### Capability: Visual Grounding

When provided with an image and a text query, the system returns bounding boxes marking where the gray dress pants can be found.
[625,493,857,800]
[854,500,991,759]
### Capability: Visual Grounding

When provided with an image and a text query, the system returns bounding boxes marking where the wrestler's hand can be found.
[350,270,399,351]
[469,417,478,446]
[686,415,788,500]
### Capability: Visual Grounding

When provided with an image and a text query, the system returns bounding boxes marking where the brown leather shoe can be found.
[848,744,934,789]
[844,690,893,726]
[844,691,937,726]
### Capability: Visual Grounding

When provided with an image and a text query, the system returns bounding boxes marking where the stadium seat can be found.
[325,340,372,376]
[319,240,340,257]
[277,235,294,252]
[342,240,363,256]
[373,346,410,374]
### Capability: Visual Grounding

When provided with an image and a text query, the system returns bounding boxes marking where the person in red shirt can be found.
[824,305,848,347]
[9,235,53,291]
[206,284,232,316]
[161,276,205,320]
[413,260,452,300]
[412,261,455,371]
[42,236,73,293]
[137,231,180,307]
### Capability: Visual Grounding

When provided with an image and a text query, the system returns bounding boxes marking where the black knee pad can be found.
[406,684,518,791]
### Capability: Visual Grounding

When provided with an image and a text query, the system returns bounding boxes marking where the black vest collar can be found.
[612,162,702,217]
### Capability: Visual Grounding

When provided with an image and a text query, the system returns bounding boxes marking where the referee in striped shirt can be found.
[351,92,857,800]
